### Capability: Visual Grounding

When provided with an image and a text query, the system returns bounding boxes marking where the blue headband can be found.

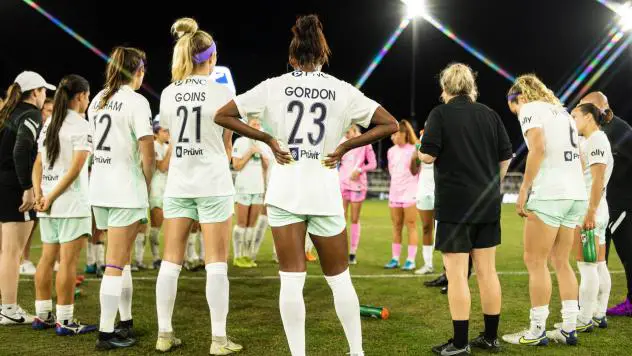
[193,43,216,64]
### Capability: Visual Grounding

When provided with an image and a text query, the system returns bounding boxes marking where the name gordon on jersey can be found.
[285,86,336,101]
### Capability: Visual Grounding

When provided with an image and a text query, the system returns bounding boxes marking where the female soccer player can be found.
[411,129,436,275]
[559,103,612,331]
[0,71,55,325]
[339,124,377,264]
[89,47,155,350]
[232,115,270,268]
[215,14,398,356]
[502,75,587,346]
[154,18,241,354]
[31,74,97,335]
[384,120,420,271]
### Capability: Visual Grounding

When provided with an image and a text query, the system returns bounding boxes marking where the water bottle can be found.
[581,229,597,263]
[360,305,390,320]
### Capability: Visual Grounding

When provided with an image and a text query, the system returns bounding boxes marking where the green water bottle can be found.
[415,143,422,164]
[74,288,81,298]
[360,305,390,320]
[581,229,597,263]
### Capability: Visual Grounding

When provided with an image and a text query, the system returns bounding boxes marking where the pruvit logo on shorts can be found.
[564,151,580,162]
[288,147,320,161]
[175,146,203,158]
[591,149,605,157]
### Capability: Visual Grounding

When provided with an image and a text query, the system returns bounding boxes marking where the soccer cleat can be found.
[414,265,434,275]
[431,340,472,355]
[114,320,135,339]
[85,264,97,274]
[305,251,317,262]
[156,331,182,352]
[232,257,249,268]
[95,265,105,278]
[241,256,257,268]
[424,273,448,287]
[95,332,137,350]
[19,260,37,276]
[401,260,416,271]
[56,320,97,336]
[554,320,593,333]
[384,258,400,269]
[349,254,357,265]
[546,328,578,346]
[0,306,35,325]
[502,329,549,346]
[592,316,608,328]
[606,298,632,316]
[210,336,243,355]
[32,314,56,330]
[469,332,501,352]
[440,286,448,295]
[152,259,162,270]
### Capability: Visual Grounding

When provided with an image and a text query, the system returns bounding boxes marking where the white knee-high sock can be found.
[149,227,161,261]
[96,242,105,267]
[252,215,268,260]
[595,261,612,318]
[156,261,182,333]
[561,300,579,333]
[325,269,363,355]
[99,275,123,333]
[578,261,599,324]
[199,235,205,261]
[279,271,306,356]
[305,234,314,253]
[86,243,95,266]
[422,245,434,268]
[186,232,200,262]
[232,226,245,259]
[243,227,255,258]
[134,233,145,265]
[205,263,229,337]
[119,265,133,322]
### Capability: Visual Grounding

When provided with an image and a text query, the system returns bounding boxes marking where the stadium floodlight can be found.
[616,1,632,31]
[401,0,426,19]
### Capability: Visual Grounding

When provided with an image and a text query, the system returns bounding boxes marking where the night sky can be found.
[2,0,632,171]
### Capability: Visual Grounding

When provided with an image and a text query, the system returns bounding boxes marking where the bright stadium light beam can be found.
[21,0,159,99]
[402,0,427,19]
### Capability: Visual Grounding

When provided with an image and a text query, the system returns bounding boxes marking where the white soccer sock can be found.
[118,265,133,322]
[186,232,200,262]
[305,233,314,253]
[56,304,73,324]
[199,235,206,261]
[595,261,612,318]
[156,261,182,333]
[96,243,105,267]
[150,227,161,261]
[99,275,123,333]
[232,226,245,259]
[252,215,268,259]
[578,262,599,324]
[134,233,145,265]
[561,300,579,333]
[279,271,306,356]
[243,227,255,258]
[529,305,549,336]
[86,243,96,266]
[325,269,363,355]
[35,299,52,320]
[422,245,434,268]
[205,263,229,337]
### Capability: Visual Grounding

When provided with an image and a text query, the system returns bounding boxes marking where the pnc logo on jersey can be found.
[591,149,605,157]
[175,146,204,158]
[564,151,580,162]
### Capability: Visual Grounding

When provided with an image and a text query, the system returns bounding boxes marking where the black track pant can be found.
[606,208,632,301]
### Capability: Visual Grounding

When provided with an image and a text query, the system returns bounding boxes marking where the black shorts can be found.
[0,185,36,222]
[435,220,501,253]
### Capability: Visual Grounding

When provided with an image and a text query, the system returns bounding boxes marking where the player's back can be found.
[160,75,234,198]
[88,85,153,208]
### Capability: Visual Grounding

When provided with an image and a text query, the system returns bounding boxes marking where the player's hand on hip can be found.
[516,186,529,218]
[323,145,348,169]
[266,138,292,165]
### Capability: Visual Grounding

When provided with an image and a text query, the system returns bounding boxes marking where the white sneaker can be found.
[210,336,243,355]
[502,329,549,346]
[156,331,182,352]
[19,260,36,276]
[546,328,578,345]
[553,320,594,333]
[414,265,434,275]
[0,306,35,325]
[53,261,60,272]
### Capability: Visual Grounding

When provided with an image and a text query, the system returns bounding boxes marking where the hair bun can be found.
[293,15,321,38]
[172,17,198,39]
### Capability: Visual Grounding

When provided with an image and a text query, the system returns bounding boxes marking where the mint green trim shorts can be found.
[163,196,233,224]
[92,207,148,230]
[267,205,346,237]
[39,217,91,244]
[235,193,264,206]
[526,199,587,229]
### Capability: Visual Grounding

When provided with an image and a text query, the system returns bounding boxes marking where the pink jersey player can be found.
[387,144,419,207]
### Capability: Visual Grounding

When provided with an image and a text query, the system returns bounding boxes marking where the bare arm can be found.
[156,145,172,173]
[588,163,606,215]
[500,158,511,182]
[232,149,257,171]
[419,152,436,164]
[45,151,89,203]
[32,153,43,203]
[410,153,421,175]
[139,136,155,191]
[223,129,233,161]
[521,128,546,191]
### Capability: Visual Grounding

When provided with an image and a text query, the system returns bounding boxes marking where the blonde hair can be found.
[439,63,478,102]
[508,74,561,106]
[399,119,418,145]
[171,18,215,82]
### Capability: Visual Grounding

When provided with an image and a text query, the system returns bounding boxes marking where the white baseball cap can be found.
[14,71,56,92]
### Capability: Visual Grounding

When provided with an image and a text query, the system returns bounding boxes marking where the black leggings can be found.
[605,208,632,301]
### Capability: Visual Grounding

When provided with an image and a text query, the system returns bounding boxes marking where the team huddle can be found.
[0,12,630,356]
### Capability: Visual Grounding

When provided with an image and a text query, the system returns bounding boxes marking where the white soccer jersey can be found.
[232,136,270,194]
[160,75,235,198]
[151,141,169,197]
[88,85,153,208]
[581,130,613,220]
[519,101,586,201]
[416,162,435,200]
[37,110,92,218]
[235,71,380,215]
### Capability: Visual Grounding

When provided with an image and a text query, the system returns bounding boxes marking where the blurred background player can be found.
[85,160,106,277]
[31,74,97,335]
[411,129,435,275]
[215,14,399,356]
[41,97,53,124]
[0,71,55,325]
[231,115,270,268]
[503,75,586,346]
[89,46,154,350]
[384,120,419,271]
[154,18,241,354]
[339,124,376,265]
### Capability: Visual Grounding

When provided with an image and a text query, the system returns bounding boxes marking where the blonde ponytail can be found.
[171,17,215,82]
[508,74,561,106]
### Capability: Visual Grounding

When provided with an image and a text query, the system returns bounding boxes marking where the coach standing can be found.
[419,63,513,356]
[580,92,632,316]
